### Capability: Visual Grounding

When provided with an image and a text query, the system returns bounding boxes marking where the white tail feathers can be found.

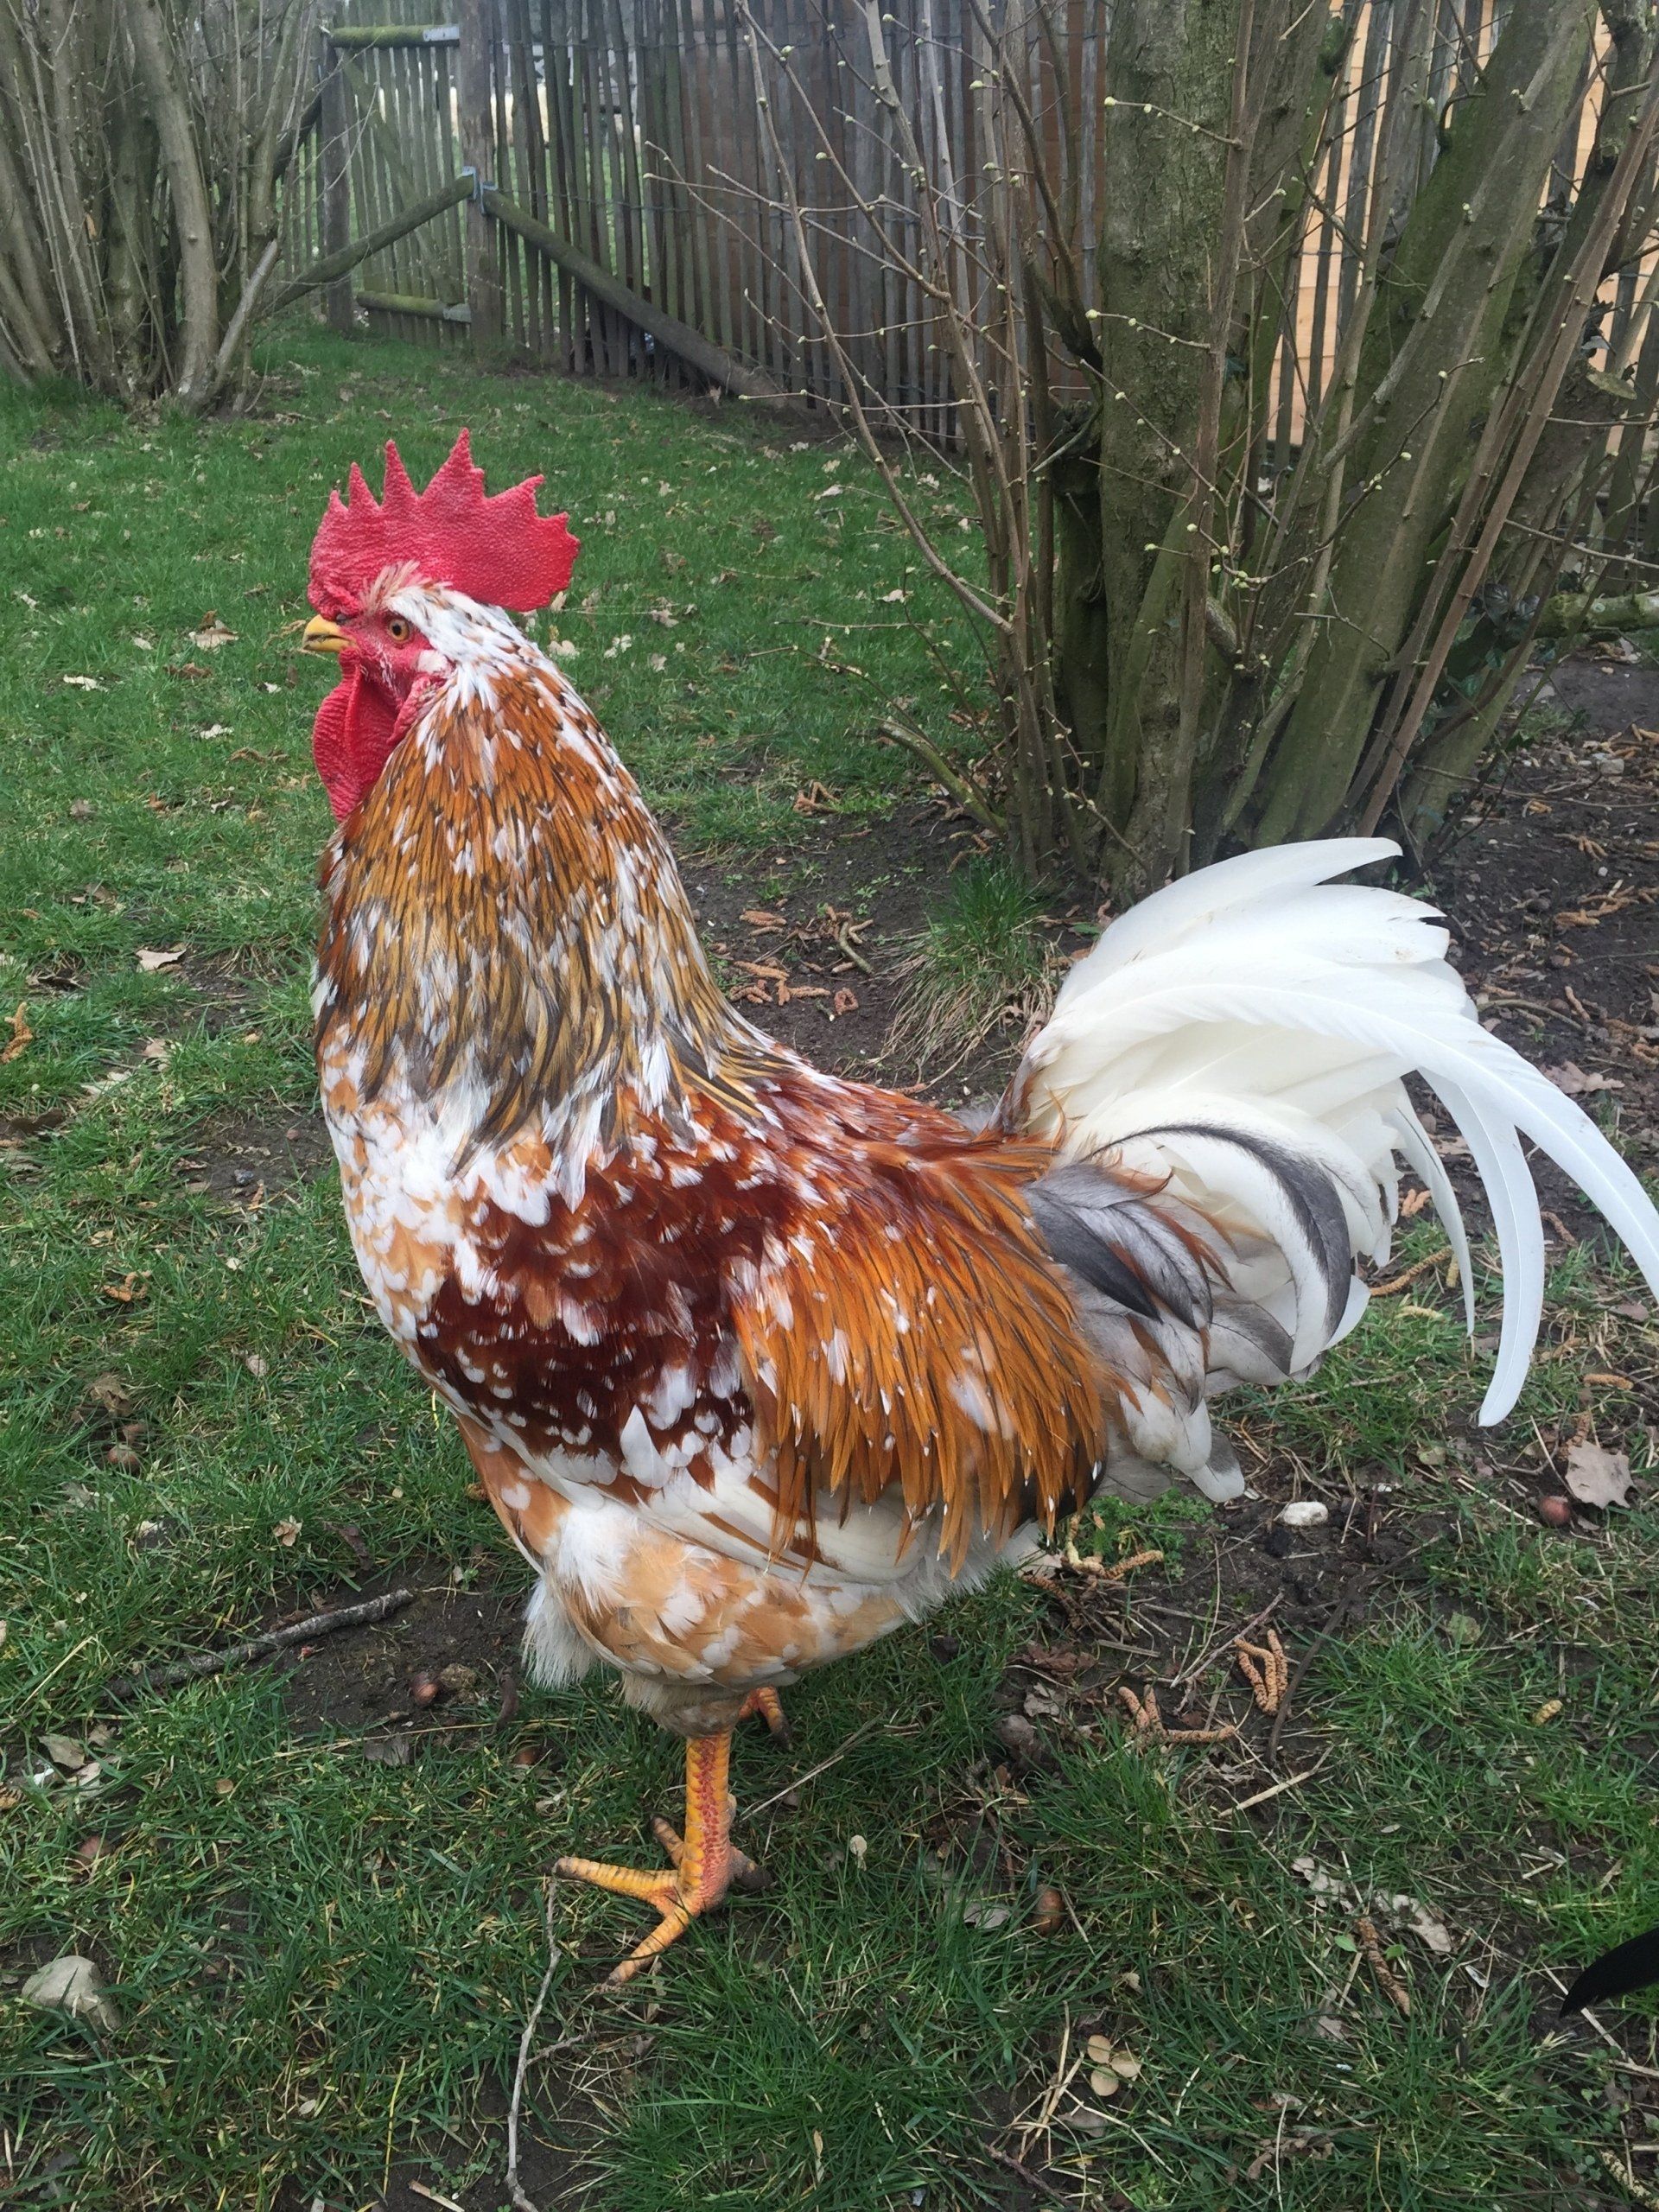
[1017,839,1659,1427]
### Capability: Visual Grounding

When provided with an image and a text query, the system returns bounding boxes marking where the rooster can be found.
[302,435,1659,1988]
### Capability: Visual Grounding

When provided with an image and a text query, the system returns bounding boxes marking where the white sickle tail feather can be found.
[1012,838,1659,1490]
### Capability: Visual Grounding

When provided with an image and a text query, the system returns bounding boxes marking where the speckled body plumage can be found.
[303,440,1659,1980]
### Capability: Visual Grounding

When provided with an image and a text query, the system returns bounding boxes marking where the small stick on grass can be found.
[1266,1591,1358,1768]
[1170,1597,1281,1693]
[506,1878,563,2212]
[105,1588,416,1701]
[983,2142,1083,2209]
[1356,1915,1411,2018]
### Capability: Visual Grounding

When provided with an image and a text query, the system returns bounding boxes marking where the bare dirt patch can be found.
[175,1103,334,1206]
[269,1565,528,1743]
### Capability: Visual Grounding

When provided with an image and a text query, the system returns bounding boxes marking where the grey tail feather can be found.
[1027,1160,1218,1332]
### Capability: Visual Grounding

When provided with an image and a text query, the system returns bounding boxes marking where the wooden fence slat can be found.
[319,34,355,332]
[574,0,611,372]
[459,0,505,339]
[540,0,578,366]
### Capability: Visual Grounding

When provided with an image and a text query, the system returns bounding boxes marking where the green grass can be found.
[888,859,1055,1071]
[3,329,1658,2212]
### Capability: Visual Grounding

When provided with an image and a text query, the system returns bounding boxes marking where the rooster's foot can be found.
[737,1685,791,1743]
[557,1728,763,1987]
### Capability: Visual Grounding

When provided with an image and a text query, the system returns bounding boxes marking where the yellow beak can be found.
[302,614,348,657]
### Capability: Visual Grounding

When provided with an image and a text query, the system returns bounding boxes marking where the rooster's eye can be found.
[385,616,411,644]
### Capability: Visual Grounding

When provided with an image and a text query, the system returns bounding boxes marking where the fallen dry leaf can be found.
[62,674,101,691]
[1563,1437,1634,1510]
[135,946,184,973]
[272,1516,302,1548]
[1545,1061,1624,1096]
[21,1955,118,2033]
[832,987,860,1016]
[85,1372,130,1414]
[1376,1891,1454,1956]
[99,1274,146,1304]
[189,613,236,651]
[962,1898,1010,1929]
[1,1001,32,1062]
[360,1736,413,1767]
[41,1733,87,1772]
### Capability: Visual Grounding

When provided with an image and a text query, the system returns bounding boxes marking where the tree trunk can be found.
[1069,0,1245,895]
[127,0,219,404]
[1246,1,1598,845]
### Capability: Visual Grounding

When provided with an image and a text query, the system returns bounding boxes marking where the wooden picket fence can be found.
[279,0,1656,511]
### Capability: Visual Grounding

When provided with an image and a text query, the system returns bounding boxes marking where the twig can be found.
[834,924,874,976]
[1356,1914,1411,2018]
[1229,1756,1330,1814]
[983,2141,1081,2208]
[14,1636,95,1721]
[873,719,1004,835]
[1266,1592,1359,1768]
[505,1879,563,2212]
[1169,1597,1281,1692]
[409,2183,468,2212]
[105,1588,416,1701]
[747,1715,887,1819]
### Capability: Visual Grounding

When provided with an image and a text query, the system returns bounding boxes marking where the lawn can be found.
[2,327,1657,2212]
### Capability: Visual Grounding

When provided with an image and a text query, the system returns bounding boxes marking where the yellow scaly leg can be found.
[556,1729,755,1988]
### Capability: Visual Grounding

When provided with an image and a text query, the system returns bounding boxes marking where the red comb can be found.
[308,429,579,619]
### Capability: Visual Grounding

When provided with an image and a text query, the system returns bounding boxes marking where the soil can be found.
[272,1567,527,1741]
[173,1104,336,1207]
[678,797,1062,1107]
[1433,658,1659,1233]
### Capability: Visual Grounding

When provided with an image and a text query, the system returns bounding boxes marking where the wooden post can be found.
[318,32,354,334]
[459,0,504,342]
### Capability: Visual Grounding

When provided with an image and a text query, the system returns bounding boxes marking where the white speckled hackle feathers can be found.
[303,437,1659,1976]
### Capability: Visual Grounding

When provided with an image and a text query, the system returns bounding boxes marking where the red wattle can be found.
[311,667,400,823]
